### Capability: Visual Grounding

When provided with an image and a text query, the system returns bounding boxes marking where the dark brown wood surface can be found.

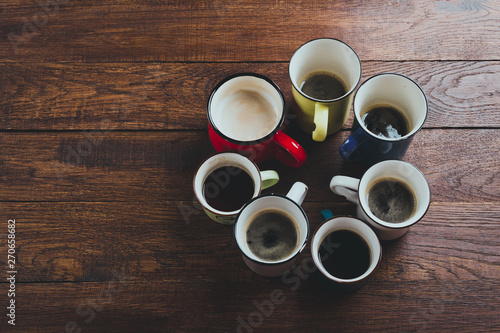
[0,1,499,332]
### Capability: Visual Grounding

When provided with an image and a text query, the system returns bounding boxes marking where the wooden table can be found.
[1,1,499,332]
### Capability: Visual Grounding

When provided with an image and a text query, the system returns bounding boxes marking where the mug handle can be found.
[286,182,308,205]
[338,127,368,162]
[330,176,360,203]
[272,130,307,168]
[260,170,279,190]
[312,103,329,142]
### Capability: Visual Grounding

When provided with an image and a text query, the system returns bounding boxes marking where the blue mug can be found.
[339,73,428,165]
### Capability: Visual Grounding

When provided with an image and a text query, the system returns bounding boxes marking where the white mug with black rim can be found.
[330,160,431,240]
[234,182,309,277]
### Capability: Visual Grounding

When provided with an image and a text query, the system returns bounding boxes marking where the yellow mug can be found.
[289,38,362,142]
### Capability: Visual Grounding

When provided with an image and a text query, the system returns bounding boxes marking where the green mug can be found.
[193,152,279,225]
[289,38,362,142]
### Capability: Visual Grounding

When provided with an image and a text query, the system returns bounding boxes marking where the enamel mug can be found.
[193,152,279,225]
[289,38,362,142]
[208,73,307,167]
[234,182,309,277]
[330,160,431,240]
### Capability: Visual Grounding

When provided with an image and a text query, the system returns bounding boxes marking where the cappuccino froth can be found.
[210,76,282,142]
[214,89,278,141]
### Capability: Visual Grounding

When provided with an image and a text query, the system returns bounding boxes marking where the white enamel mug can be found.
[311,211,382,291]
[193,152,279,225]
[234,182,309,277]
[330,160,431,240]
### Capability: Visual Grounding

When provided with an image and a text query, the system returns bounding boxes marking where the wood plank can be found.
[0,279,497,332]
[0,201,498,283]
[1,61,499,130]
[0,129,498,203]
[0,0,498,62]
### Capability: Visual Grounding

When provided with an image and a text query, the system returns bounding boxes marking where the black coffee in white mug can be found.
[366,177,417,223]
[318,229,371,280]
[311,213,382,290]
[330,160,431,240]
[245,209,299,261]
[234,182,309,277]
[202,166,255,212]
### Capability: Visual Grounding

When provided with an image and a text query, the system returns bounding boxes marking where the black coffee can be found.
[246,210,298,261]
[202,166,254,212]
[367,178,417,223]
[318,230,371,280]
[300,71,347,100]
[361,105,410,139]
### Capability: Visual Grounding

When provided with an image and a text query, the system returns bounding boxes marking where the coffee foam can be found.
[366,177,417,223]
[245,209,299,261]
[210,77,281,142]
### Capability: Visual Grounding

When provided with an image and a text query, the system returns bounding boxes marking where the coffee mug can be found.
[193,152,279,225]
[208,73,307,167]
[311,209,381,291]
[289,38,362,142]
[339,73,428,165]
[234,182,309,277]
[330,160,431,240]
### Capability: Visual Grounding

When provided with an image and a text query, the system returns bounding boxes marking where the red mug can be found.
[207,73,307,167]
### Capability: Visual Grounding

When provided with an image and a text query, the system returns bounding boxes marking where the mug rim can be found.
[233,193,310,267]
[288,37,362,103]
[358,160,432,229]
[353,72,429,142]
[311,215,382,284]
[207,72,286,145]
[193,152,263,217]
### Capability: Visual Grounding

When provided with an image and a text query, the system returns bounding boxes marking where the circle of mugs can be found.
[198,39,431,289]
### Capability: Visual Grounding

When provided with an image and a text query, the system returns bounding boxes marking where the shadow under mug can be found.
[208,73,307,167]
[289,38,362,142]
[311,209,382,291]
[234,182,309,277]
[330,160,431,240]
[339,73,428,166]
[193,152,279,225]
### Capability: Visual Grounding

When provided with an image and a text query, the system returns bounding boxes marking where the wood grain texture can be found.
[0,279,498,332]
[0,0,498,62]
[1,61,499,130]
[0,202,498,283]
[0,0,499,332]
[0,129,498,203]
